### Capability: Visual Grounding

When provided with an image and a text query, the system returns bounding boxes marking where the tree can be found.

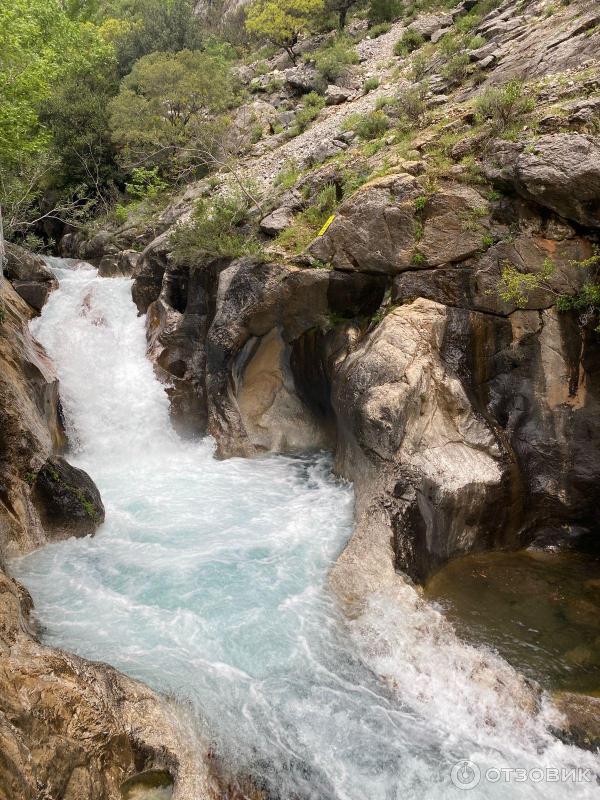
[368,0,400,24]
[108,50,236,176]
[245,0,324,65]
[326,0,358,30]
[95,0,205,75]
[0,0,117,240]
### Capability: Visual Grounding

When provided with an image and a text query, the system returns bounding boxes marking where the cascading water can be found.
[12,260,600,799]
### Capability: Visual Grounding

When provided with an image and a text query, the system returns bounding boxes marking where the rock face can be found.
[0,272,212,800]
[132,160,600,592]
[484,134,600,228]
[3,244,58,313]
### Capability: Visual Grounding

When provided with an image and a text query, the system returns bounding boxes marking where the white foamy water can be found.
[12,261,600,799]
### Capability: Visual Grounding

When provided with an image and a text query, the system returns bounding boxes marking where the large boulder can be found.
[32,456,105,539]
[484,134,600,228]
[3,244,57,313]
[308,176,492,273]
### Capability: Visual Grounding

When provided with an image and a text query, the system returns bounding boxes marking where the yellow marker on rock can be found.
[318,214,335,236]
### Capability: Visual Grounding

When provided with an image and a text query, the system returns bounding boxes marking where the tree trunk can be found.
[339,7,347,29]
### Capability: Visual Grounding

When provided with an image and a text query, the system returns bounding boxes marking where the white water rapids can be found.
[12,260,600,799]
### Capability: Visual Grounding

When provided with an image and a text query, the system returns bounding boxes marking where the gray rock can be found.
[325,84,352,105]
[260,206,296,235]
[283,65,322,94]
[485,134,600,228]
[408,12,453,39]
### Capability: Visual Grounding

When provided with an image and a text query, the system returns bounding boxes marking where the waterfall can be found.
[12,260,600,799]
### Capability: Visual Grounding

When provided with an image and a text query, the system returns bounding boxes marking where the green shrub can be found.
[276,182,339,254]
[291,91,326,135]
[397,85,426,122]
[170,191,262,264]
[363,76,380,93]
[313,36,359,82]
[342,110,390,140]
[474,79,535,132]
[369,22,392,37]
[368,0,402,24]
[275,160,300,189]
[394,28,425,56]
[468,34,486,50]
[411,51,428,81]
[442,52,471,83]
[125,167,167,200]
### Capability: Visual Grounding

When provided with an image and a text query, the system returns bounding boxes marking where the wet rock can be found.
[98,249,140,278]
[33,455,105,539]
[330,299,509,590]
[132,232,172,314]
[553,692,600,750]
[0,279,66,556]
[3,244,57,313]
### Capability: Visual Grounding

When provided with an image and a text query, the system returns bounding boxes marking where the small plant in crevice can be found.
[497,248,600,330]
[474,79,536,134]
[290,92,326,136]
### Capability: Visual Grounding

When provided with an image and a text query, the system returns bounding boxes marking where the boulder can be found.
[484,134,600,228]
[515,134,600,228]
[3,244,57,313]
[98,249,140,278]
[308,177,491,273]
[260,206,296,235]
[32,456,105,539]
[408,12,453,39]
[283,65,323,94]
[325,84,352,105]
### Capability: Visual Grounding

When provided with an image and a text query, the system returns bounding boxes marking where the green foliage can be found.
[410,51,428,81]
[474,79,535,132]
[96,0,205,76]
[245,0,324,64]
[276,181,339,253]
[313,36,359,82]
[342,110,390,140]
[170,191,263,264]
[363,76,380,93]
[125,167,167,199]
[442,52,470,83]
[0,0,114,169]
[290,92,325,135]
[368,22,392,37]
[498,258,555,307]
[274,160,301,188]
[394,28,425,56]
[397,84,426,123]
[414,195,427,211]
[368,0,401,24]
[108,49,235,173]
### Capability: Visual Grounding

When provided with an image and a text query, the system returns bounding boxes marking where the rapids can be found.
[12,259,600,799]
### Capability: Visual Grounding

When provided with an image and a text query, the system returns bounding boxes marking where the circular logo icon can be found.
[451,760,481,790]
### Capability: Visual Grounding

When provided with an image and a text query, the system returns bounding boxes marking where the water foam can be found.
[12,261,600,799]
